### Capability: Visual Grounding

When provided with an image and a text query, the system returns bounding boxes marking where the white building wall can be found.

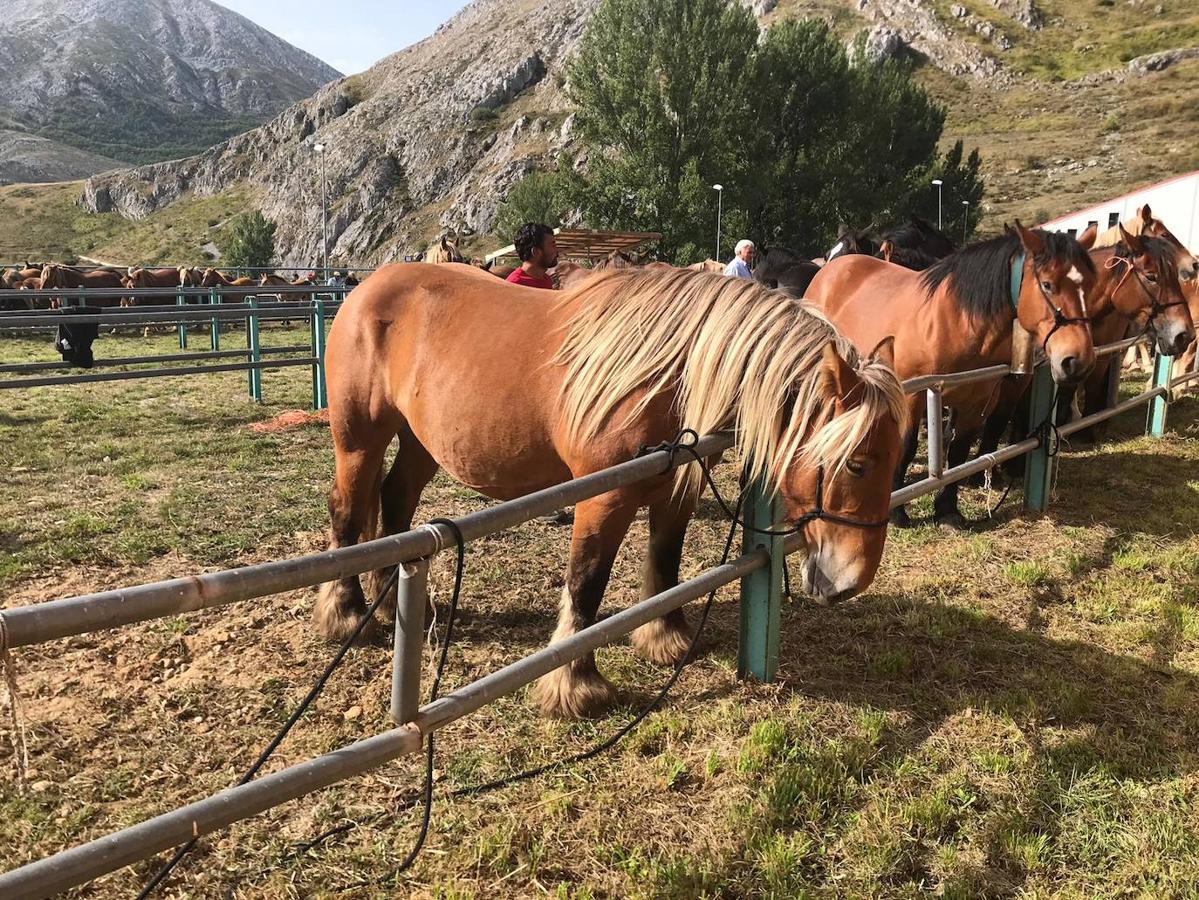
[1040,170,1199,251]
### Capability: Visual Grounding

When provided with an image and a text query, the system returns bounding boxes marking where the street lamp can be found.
[712,184,724,261]
[312,142,329,281]
[961,200,970,244]
[931,178,944,230]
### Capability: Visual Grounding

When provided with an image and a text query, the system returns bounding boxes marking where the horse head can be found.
[1110,225,1194,356]
[778,337,904,604]
[1008,222,1096,385]
[1136,204,1198,282]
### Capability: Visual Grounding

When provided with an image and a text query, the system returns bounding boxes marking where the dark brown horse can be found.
[805,223,1097,527]
[316,264,905,717]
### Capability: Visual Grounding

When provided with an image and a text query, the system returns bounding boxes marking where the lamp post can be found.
[932,178,944,230]
[713,184,724,261]
[961,200,970,244]
[313,142,329,281]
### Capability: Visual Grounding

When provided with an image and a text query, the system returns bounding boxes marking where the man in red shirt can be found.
[506,222,559,289]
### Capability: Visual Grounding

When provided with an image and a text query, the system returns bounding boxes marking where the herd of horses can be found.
[314,205,1198,719]
[0,263,362,309]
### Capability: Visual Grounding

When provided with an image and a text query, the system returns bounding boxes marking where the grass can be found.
[2,332,1199,897]
[0,181,251,266]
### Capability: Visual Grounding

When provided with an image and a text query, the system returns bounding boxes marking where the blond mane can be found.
[551,267,906,495]
[1093,211,1146,249]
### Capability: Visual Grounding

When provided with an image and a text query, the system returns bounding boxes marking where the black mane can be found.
[920,230,1096,320]
[1115,236,1180,283]
[881,217,956,258]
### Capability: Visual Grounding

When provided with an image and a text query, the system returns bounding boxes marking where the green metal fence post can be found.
[176,291,187,349]
[247,295,262,402]
[1146,351,1172,437]
[310,295,328,410]
[1023,363,1057,513]
[209,287,220,351]
[738,475,784,682]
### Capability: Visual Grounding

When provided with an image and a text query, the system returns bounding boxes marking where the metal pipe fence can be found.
[0,334,1191,898]
[0,286,347,407]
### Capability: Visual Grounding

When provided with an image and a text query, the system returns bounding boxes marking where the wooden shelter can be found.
[484,228,662,264]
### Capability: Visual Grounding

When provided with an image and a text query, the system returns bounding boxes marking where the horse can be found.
[827,217,955,271]
[424,235,464,264]
[1094,204,1199,373]
[199,268,257,289]
[686,260,724,273]
[38,263,125,308]
[987,227,1196,456]
[754,246,821,297]
[315,264,905,717]
[804,222,1097,527]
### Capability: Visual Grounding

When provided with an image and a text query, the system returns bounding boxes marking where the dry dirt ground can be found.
[2,327,1198,899]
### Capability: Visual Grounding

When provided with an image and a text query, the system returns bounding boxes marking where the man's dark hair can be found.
[514,222,554,262]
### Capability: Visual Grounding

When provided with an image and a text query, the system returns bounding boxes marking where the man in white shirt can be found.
[723,239,754,278]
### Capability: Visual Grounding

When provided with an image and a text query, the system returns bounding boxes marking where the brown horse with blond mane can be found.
[316,264,905,717]
[805,222,1097,527]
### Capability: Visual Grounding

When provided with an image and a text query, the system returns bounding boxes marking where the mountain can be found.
[68,0,1199,265]
[0,131,123,186]
[0,0,341,181]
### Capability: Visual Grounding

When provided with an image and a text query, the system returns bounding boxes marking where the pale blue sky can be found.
[216,0,472,75]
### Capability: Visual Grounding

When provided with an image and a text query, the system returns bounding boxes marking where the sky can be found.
[216,0,472,76]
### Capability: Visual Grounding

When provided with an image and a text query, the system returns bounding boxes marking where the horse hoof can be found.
[890,507,913,528]
[935,511,968,530]
[631,618,693,666]
[314,581,377,644]
[534,664,616,718]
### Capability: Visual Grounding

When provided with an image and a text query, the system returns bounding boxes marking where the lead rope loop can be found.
[0,611,29,794]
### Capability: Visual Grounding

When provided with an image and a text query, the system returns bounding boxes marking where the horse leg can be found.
[314,431,394,643]
[370,423,439,618]
[889,394,923,527]
[630,496,696,666]
[933,422,980,528]
[534,491,638,718]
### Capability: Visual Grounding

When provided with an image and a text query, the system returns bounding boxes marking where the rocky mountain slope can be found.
[0,0,340,180]
[75,0,1199,264]
[0,131,123,186]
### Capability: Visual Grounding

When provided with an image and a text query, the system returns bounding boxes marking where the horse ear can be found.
[821,342,856,400]
[866,336,896,369]
[1077,224,1098,250]
[1119,222,1144,253]
[1139,203,1152,223]
[1013,220,1045,256]
[879,240,895,263]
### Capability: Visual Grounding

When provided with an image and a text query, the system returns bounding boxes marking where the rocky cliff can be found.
[0,0,341,178]
[78,0,1199,263]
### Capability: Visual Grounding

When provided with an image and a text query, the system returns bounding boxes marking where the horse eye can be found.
[1146,274,1159,283]
[846,460,866,477]
[1041,280,1055,293]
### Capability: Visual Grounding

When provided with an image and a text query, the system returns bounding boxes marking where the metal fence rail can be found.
[0,336,1194,898]
[0,287,347,407]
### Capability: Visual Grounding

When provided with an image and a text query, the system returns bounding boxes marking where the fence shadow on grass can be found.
[776,593,1198,780]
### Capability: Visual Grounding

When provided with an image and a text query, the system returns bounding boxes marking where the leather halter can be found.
[1105,253,1189,328]
[789,466,890,530]
[1010,250,1091,351]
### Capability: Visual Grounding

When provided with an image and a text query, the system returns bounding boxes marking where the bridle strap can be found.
[1105,254,1188,328]
[1012,251,1091,351]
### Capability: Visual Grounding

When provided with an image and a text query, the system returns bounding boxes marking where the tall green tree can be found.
[915,140,986,244]
[566,0,758,262]
[217,211,276,267]
[742,21,950,255]
[494,169,573,242]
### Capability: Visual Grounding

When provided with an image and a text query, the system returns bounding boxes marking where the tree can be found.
[560,6,987,260]
[915,140,986,243]
[566,0,759,262]
[494,169,573,242]
[217,211,277,267]
[741,21,951,255]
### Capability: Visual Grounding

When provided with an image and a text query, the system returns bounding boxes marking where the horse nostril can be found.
[1061,356,1079,376]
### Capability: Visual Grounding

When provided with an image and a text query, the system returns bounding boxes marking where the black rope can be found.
[138,562,406,897]
[334,475,746,893]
